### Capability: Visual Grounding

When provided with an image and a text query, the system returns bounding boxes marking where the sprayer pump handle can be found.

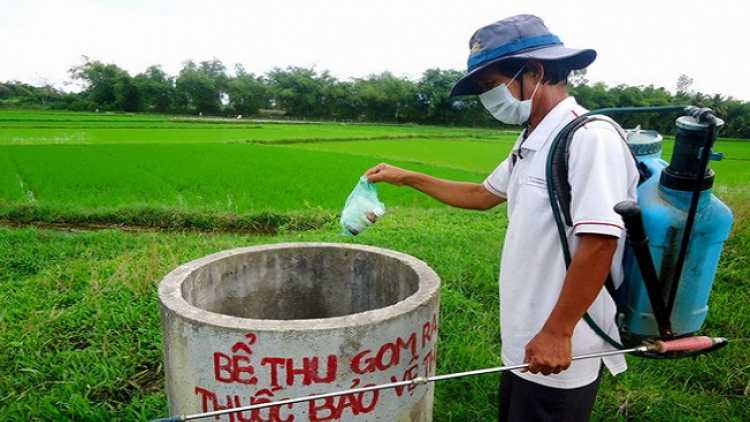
[614,200,648,244]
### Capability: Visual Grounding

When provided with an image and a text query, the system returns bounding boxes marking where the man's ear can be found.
[526,60,544,82]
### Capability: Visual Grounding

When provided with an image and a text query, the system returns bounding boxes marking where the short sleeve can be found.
[567,121,639,237]
[483,156,512,198]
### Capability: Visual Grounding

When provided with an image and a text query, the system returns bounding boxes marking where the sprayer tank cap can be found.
[626,126,663,156]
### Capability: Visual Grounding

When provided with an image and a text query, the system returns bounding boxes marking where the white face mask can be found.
[479,70,540,125]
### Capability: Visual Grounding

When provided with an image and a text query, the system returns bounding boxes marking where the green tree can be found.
[636,85,677,134]
[0,81,63,107]
[267,66,339,118]
[199,58,230,106]
[175,60,222,115]
[417,68,468,125]
[0,82,35,103]
[70,58,136,111]
[354,72,419,122]
[571,82,616,111]
[719,99,750,138]
[133,65,175,113]
[114,75,139,112]
[326,80,361,121]
[226,67,271,116]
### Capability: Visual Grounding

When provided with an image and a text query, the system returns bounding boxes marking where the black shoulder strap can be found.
[549,115,650,227]
[549,115,594,226]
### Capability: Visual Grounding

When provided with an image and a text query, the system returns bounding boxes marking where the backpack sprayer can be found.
[148,105,735,422]
[548,105,734,356]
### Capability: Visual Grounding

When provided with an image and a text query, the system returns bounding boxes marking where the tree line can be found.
[2,58,749,138]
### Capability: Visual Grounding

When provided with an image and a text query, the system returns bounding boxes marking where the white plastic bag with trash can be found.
[340,176,386,236]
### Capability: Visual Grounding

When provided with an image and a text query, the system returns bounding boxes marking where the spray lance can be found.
[147,336,727,422]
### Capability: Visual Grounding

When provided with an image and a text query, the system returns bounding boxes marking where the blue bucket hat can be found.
[450,14,596,96]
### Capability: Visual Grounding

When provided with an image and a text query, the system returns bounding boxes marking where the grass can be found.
[0,109,748,421]
[0,207,510,421]
[2,203,746,421]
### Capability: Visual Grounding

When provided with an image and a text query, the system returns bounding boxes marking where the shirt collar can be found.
[515,97,587,153]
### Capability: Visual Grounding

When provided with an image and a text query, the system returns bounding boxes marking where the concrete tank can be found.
[158,242,441,422]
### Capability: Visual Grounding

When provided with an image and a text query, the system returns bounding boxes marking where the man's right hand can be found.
[365,163,410,185]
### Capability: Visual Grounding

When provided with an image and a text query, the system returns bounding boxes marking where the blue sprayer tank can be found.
[619,115,734,340]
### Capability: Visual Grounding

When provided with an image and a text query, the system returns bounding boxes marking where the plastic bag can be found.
[340,176,386,236]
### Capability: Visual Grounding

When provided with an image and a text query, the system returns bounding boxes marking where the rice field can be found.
[0,111,517,221]
[1,111,747,216]
[0,109,748,421]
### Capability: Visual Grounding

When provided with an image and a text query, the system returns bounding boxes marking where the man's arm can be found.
[365,163,505,210]
[523,233,618,375]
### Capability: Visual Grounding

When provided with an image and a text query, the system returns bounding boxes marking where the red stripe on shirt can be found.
[573,221,624,231]
[484,179,506,197]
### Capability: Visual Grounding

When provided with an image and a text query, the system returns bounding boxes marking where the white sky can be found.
[1,0,747,101]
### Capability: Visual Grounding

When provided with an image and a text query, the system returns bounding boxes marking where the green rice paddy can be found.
[0,110,747,421]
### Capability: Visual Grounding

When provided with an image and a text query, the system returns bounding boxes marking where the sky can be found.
[1,0,747,101]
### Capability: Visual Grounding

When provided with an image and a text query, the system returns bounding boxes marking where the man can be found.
[365,14,639,421]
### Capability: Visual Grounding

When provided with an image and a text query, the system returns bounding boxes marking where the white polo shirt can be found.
[483,97,639,389]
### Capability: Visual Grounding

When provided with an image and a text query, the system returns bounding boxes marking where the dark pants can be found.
[498,370,602,422]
